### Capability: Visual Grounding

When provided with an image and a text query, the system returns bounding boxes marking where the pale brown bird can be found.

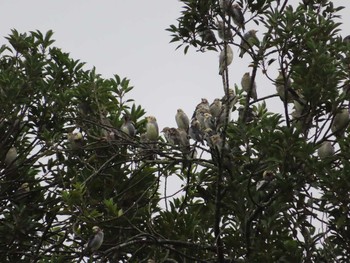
[5,146,17,166]
[318,141,335,159]
[219,0,233,15]
[199,28,217,44]
[219,45,233,75]
[189,119,204,143]
[209,98,223,118]
[175,109,190,131]
[203,113,216,130]
[239,30,259,58]
[121,114,136,137]
[217,21,233,41]
[162,127,177,145]
[146,116,159,141]
[67,132,84,151]
[331,108,349,135]
[80,226,104,261]
[193,98,210,119]
[221,88,237,110]
[230,4,245,30]
[275,71,294,103]
[241,72,257,100]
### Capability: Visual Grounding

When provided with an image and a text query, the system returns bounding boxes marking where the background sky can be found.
[1,1,350,198]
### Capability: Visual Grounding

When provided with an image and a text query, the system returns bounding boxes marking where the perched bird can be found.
[217,21,233,41]
[219,0,234,15]
[331,108,349,136]
[195,108,210,129]
[189,119,204,143]
[219,45,233,75]
[230,4,245,30]
[83,226,104,256]
[221,88,237,110]
[146,116,159,141]
[193,98,210,118]
[162,127,178,145]
[216,105,231,130]
[121,114,136,137]
[67,132,84,151]
[318,141,335,159]
[177,128,190,149]
[241,72,257,100]
[14,182,30,202]
[203,113,216,130]
[5,146,17,166]
[275,71,294,103]
[209,134,224,152]
[344,35,350,44]
[239,30,259,58]
[199,28,217,44]
[209,98,223,118]
[175,109,190,131]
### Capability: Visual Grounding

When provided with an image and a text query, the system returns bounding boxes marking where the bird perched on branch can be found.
[318,141,335,159]
[219,45,233,75]
[275,71,295,103]
[239,30,259,58]
[5,146,17,167]
[175,109,190,132]
[331,108,349,136]
[217,21,233,41]
[121,114,136,137]
[146,116,159,141]
[241,72,257,100]
[209,98,223,118]
[80,226,104,261]
[230,4,245,30]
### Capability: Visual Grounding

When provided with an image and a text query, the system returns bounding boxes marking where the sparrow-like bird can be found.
[5,146,17,166]
[193,98,210,119]
[121,114,136,137]
[219,45,233,75]
[275,71,294,103]
[209,98,223,118]
[221,88,237,110]
[219,0,234,15]
[230,4,245,30]
[239,30,259,58]
[241,72,257,100]
[67,132,84,151]
[217,21,233,41]
[146,116,159,141]
[80,226,104,260]
[331,108,349,135]
[318,141,335,159]
[189,119,204,143]
[203,113,216,130]
[199,28,217,44]
[175,109,190,132]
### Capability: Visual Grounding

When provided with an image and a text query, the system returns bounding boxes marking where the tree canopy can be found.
[1,0,350,262]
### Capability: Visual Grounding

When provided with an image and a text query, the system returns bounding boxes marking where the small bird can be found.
[209,134,224,152]
[209,98,223,118]
[5,146,17,166]
[221,88,237,110]
[241,72,257,100]
[146,116,159,141]
[239,30,259,58]
[82,226,104,257]
[195,108,210,129]
[275,71,294,103]
[216,104,231,129]
[199,28,217,44]
[67,132,84,151]
[344,35,350,44]
[217,21,233,41]
[162,127,178,145]
[121,114,136,137]
[177,128,190,149]
[189,119,204,143]
[318,141,335,159]
[175,109,190,131]
[219,0,233,15]
[230,4,245,30]
[203,113,216,130]
[219,45,233,75]
[193,98,210,118]
[331,108,349,135]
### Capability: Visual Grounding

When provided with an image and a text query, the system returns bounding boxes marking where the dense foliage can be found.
[1,0,350,262]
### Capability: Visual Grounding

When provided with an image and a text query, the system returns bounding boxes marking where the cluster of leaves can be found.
[164,0,350,262]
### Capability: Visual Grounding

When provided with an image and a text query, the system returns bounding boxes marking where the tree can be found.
[1,0,350,262]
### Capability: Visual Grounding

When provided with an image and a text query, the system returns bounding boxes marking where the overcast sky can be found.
[1,1,350,129]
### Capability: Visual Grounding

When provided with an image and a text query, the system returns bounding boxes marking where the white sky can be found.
[1,1,350,199]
